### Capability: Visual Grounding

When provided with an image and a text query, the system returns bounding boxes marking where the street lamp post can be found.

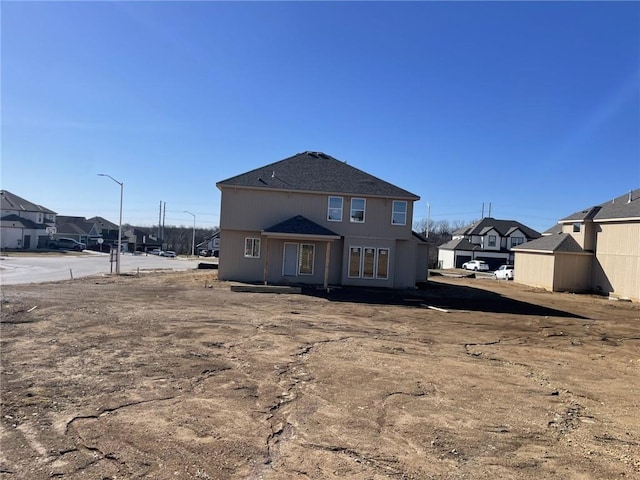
[98,174,123,274]
[184,211,196,257]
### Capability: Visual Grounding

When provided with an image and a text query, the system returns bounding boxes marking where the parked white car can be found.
[461,260,489,271]
[161,250,176,258]
[494,264,514,280]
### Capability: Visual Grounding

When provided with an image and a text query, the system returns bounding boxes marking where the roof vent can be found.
[628,190,633,203]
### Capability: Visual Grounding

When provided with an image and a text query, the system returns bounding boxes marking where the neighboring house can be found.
[0,190,57,250]
[216,151,428,289]
[124,227,162,253]
[55,216,102,245]
[513,188,640,301]
[437,218,541,269]
[197,230,220,256]
[87,216,121,246]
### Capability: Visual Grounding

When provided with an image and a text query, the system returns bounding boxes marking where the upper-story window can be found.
[350,198,366,223]
[392,200,407,225]
[488,235,497,247]
[327,196,343,222]
[511,236,524,248]
[37,213,44,224]
[573,222,581,233]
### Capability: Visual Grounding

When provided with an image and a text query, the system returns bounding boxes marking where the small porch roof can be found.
[262,215,341,240]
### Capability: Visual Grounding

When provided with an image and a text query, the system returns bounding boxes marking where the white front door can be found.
[283,243,298,276]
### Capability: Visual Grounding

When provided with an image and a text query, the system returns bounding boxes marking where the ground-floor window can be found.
[349,247,362,277]
[349,246,389,280]
[244,237,261,258]
[377,248,389,279]
[299,244,315,275]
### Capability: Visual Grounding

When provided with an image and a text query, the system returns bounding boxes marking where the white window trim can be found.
[244,237,261,258]
[348,246,362,278]
[327,196,343,222]
[298,243,315,275]
[348,245,391,280]
[350,198,366,223]
[362,247,376,279]
[391,200,407,226]
[376,248,389,279]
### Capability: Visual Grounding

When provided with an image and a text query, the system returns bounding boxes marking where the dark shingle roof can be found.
[593,188,640,220]
[412,231,428,242]
[87,216,119,230]
[559,206,600,222]
[542,223,563,235]
[0,190,57,214]
[438,238,477,251]
[559,188,640,223]
[513,233,586,253]
[56,216,96,235]
[453,218,541,239]
[263,215,340,237]
[217,151,419,199]
[0,214,41,229]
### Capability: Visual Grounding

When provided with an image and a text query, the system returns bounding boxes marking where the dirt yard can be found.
[1,271,639,479]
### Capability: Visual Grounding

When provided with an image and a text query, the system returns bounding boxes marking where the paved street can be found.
[0,252,207,285]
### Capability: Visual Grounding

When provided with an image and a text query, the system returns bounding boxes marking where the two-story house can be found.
[0,190,57,250]
[437,218,541,270]
[55,216,103,245]
[216,151,428,289]
[197,230,220,257]
[513,188,640,301]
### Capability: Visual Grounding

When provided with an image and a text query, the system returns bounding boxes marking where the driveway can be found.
[0,252,207,285]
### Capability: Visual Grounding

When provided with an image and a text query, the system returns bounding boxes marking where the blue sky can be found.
[2,1,639,232]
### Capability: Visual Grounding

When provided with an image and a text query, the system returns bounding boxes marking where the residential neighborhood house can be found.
[55,216,103,245]
[197,230,220,257]
[124,227,163,253]
[1,190,57,250]
[1,190,125,252]
[437,218,541,270]
[513,188,640,301]
[216,151,429,289]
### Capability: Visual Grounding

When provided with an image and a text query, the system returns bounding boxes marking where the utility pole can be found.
[162,202,166,246]
[98,173,124,275]
[426,202,430,238]
[184,211,196,257]
[158,201,162,238]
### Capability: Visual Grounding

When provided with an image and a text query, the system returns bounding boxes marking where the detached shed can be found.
[513,234,593,293]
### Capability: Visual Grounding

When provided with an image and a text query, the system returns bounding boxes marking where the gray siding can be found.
[218,186,424,288]
[220,188,414,241]
[218,230,264,283]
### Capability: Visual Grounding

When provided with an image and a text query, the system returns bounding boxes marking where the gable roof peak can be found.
[217,151,419,199]
[1,190,57,214]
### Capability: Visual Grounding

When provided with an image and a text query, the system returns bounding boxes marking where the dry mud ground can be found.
[1,271,639,480]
